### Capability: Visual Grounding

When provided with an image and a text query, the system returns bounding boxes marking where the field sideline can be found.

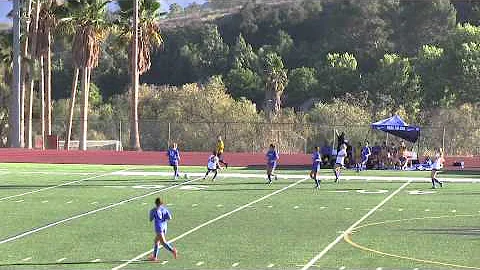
[1,163,480,270]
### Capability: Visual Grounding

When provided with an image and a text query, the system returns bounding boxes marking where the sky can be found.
[0,0,208,23]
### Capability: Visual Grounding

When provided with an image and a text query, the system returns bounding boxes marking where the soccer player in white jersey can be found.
[334,143,347,182]
[431,148,445,188]
[204,151,221,181]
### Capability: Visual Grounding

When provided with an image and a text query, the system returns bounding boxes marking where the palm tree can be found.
[37,1,60,145]
[117,0,163,150]
[25,0,41,149]
[263,52,288,116]
[19,0,34,148]
[59,0,110,150]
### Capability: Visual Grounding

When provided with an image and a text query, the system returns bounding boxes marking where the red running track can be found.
[0,149,310,167]
[0,149,478,170]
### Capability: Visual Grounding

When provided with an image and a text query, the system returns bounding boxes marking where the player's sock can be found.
[162,242,174,253]
[153,243,159,258]
[431,178,436,187]
[212,170,218,180]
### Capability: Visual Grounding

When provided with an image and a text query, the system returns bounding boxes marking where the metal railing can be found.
[22,119,480,156]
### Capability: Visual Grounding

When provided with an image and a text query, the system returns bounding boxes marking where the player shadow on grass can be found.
[87,178,180,183]
[406,227,480,237]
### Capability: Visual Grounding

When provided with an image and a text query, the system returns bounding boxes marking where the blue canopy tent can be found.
[371,115,421,143]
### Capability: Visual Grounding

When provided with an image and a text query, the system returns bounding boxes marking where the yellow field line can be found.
[344,214,480,269]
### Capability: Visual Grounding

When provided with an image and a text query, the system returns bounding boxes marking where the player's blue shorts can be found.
[155,226,167,235]
[267,161,277,170]
[312,162,320,172]
[169,161,178,167]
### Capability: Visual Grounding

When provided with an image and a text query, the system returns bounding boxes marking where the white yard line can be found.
[0,177,204,245]
[112,171,480,183]
[112,177,310,270]
[300,180,412,270]
[0,169,131,202]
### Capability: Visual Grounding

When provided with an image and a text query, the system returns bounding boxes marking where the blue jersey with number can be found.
[150,206,172,233]
[361,146,371,158]
[312,151,321,164]
[266,149,279,165]
[167,148,180,165]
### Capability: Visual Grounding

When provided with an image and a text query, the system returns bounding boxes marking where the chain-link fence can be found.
[24,119,480,156]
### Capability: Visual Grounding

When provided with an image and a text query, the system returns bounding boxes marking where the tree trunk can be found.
[65,68,79,150]
[40,56,45,150]
[26,0,41,149]
[274,88,282,113]
[19,0,34,148]
[20,66,26,148]
[26,76,34,149]
[130,0,141,151]
[79,67,90,151]
[45,30,52,137]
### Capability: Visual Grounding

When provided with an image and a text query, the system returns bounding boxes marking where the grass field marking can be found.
[112,177,310,270]
[0,168,131,202]
[0,176,204,245]
[344,222,480,269]
[300,180,412,270]
[344,214,480,269]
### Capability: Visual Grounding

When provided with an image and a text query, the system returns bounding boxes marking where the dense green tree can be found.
[414,45,449,108]
[318,52,360,100]
[363,54,420,119]
[180,24,229,78]
[225,67,263,105]
[229,33,258,70]
[452,0,480,25]
[284,67,318,108]
[393,0,456,55]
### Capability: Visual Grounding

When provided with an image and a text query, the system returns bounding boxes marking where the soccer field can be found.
[1,163,480,270]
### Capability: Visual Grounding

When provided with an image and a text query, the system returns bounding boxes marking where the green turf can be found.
[0,163,479,269]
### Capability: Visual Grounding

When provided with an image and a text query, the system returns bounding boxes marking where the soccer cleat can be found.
[266,180,272,184]
[226,163,229,169]
[431,186,436,189]
[148,255,158,262]
[439,181,443,188]
[172,248,178,259]
[274,175,278,181]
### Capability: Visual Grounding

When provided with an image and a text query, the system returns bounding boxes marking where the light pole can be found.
[10,0,21,147]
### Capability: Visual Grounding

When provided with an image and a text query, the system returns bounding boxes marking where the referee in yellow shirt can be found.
[216,136,228,168]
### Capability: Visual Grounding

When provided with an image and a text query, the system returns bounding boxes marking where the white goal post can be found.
[58,140,123,151]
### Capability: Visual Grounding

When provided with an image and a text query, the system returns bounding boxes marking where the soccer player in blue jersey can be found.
[310,146,321,189]
[357,141,372,172]
[167,143,180,180]
[148,198,177,261]
[266,144,279,184]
